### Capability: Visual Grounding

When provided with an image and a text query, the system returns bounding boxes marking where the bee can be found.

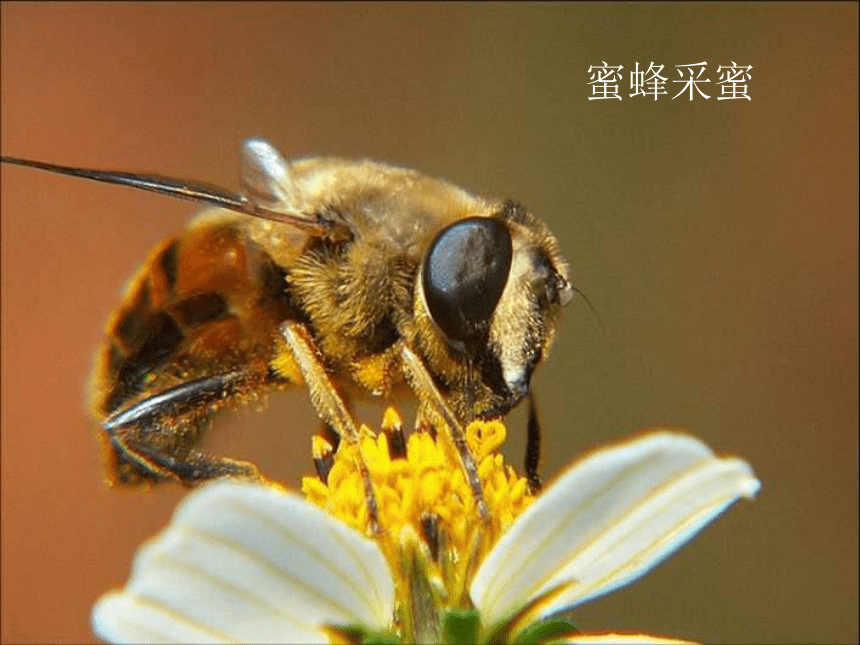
[1,140,574,522]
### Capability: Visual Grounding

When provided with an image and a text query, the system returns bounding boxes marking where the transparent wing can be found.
[240,138,300,211]
[1,139,337,237]
[238,137,351,238]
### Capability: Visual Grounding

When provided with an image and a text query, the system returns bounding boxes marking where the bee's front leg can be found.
[525,391,543,493]
[278,320,381,534]
[398,343,488,519]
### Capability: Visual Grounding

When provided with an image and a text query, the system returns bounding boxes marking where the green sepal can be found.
[510,617,579,645]
[362,631,401,645]
[442,608,482,645]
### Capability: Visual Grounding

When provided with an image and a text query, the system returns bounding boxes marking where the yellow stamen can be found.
[301,408,534,613]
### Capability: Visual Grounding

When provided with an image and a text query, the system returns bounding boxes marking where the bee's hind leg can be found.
[103,425,261,486]
[101,372,262,485]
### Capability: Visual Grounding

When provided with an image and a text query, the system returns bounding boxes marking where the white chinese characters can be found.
[590,61,753,101]
[588,61,625,100]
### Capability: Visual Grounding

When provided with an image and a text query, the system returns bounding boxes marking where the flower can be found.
[92,411,760,644]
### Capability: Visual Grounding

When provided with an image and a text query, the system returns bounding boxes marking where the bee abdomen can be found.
[95,222,300,417]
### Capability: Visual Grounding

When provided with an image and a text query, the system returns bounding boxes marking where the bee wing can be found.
[240,138,302,211]
[237,139,352,240]
[1,139,347,239]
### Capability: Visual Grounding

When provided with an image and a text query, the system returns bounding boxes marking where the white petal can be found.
[561,633,695,644]
[470,432,759,626]
[93,480,394,644]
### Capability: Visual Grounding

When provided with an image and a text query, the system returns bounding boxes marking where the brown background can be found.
[1,4,857,644]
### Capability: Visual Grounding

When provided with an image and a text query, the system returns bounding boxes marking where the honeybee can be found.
[2,140,574,521]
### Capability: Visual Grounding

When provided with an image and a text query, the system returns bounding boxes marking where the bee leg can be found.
[525,391,543,493]
[107,429,261,484]
[102,372,262,485]
[319,420,342,453]
[103,431,176,484]
[279,320,381,534]
[399,343,489,519]
[311,422,340,484]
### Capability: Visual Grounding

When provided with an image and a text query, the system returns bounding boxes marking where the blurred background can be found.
[1,4,856,643]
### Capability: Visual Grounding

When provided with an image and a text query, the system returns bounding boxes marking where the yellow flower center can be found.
[301,408,534,619]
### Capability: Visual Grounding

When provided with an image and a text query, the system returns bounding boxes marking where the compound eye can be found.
[422,217,513,345]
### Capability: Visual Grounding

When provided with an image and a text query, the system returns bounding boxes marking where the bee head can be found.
[415,201,573,419]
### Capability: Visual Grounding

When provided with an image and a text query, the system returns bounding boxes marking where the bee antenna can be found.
[570,284,604,334]
[0,155,332,237]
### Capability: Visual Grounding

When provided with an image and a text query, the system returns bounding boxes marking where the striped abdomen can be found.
[92,218,302,420]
